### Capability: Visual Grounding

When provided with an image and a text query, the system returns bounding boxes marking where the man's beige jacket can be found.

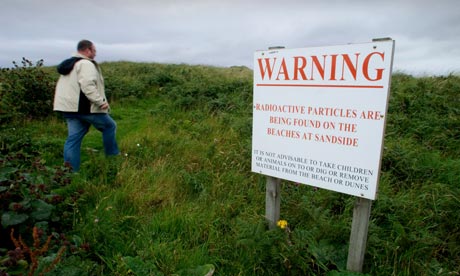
[54,53,108,114]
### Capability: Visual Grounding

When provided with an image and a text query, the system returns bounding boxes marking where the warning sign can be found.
[251,40,395,199]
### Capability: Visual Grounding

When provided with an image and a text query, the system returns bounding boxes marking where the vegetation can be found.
[0,58,55,123]
[0,59,459,275]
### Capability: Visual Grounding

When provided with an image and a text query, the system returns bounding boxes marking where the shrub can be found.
[0,58,55,123]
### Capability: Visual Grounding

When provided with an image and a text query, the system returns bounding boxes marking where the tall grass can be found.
[1,61,459,275]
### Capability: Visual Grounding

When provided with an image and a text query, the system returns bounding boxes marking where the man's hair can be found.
[77,40,93,51]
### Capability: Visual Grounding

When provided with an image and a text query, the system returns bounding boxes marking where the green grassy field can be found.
[1,61,459,275]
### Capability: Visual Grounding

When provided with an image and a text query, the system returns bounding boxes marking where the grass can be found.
[1,62,459,275]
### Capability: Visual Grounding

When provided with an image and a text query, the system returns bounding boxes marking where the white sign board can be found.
[251,40,395,200]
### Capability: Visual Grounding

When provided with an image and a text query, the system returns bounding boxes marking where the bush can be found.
[0,58,55,123]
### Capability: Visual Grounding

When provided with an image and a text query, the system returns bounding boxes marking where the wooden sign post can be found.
[347,38,392,272]
[347,197,372,272]
[263,46,285,230]
[265,176,281,229]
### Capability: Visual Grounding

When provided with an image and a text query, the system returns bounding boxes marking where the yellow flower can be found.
[277,220,288,229]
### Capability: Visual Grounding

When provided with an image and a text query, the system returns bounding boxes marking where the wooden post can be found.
[265,176,281,229]
[263,45,285,230]
[347,197,372,272]
[346,37,389,272]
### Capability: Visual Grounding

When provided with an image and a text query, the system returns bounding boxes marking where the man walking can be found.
[54,39,119,171]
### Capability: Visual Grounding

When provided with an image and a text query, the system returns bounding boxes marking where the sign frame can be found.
[252,39,395,200]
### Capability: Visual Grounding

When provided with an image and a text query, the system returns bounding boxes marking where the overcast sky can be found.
[1,0,459,76]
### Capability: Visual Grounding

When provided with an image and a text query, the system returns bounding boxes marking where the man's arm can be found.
[77,60,106,107]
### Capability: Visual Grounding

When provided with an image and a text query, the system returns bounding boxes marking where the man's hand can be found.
[100,102,109,110]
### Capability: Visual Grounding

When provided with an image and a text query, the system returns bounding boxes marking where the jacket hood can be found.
[57,57,84,75]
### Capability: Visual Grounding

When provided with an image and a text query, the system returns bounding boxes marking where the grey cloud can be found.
[0,0,459,75]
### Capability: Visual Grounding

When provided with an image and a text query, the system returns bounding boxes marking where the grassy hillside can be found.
[1,61,459,275]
